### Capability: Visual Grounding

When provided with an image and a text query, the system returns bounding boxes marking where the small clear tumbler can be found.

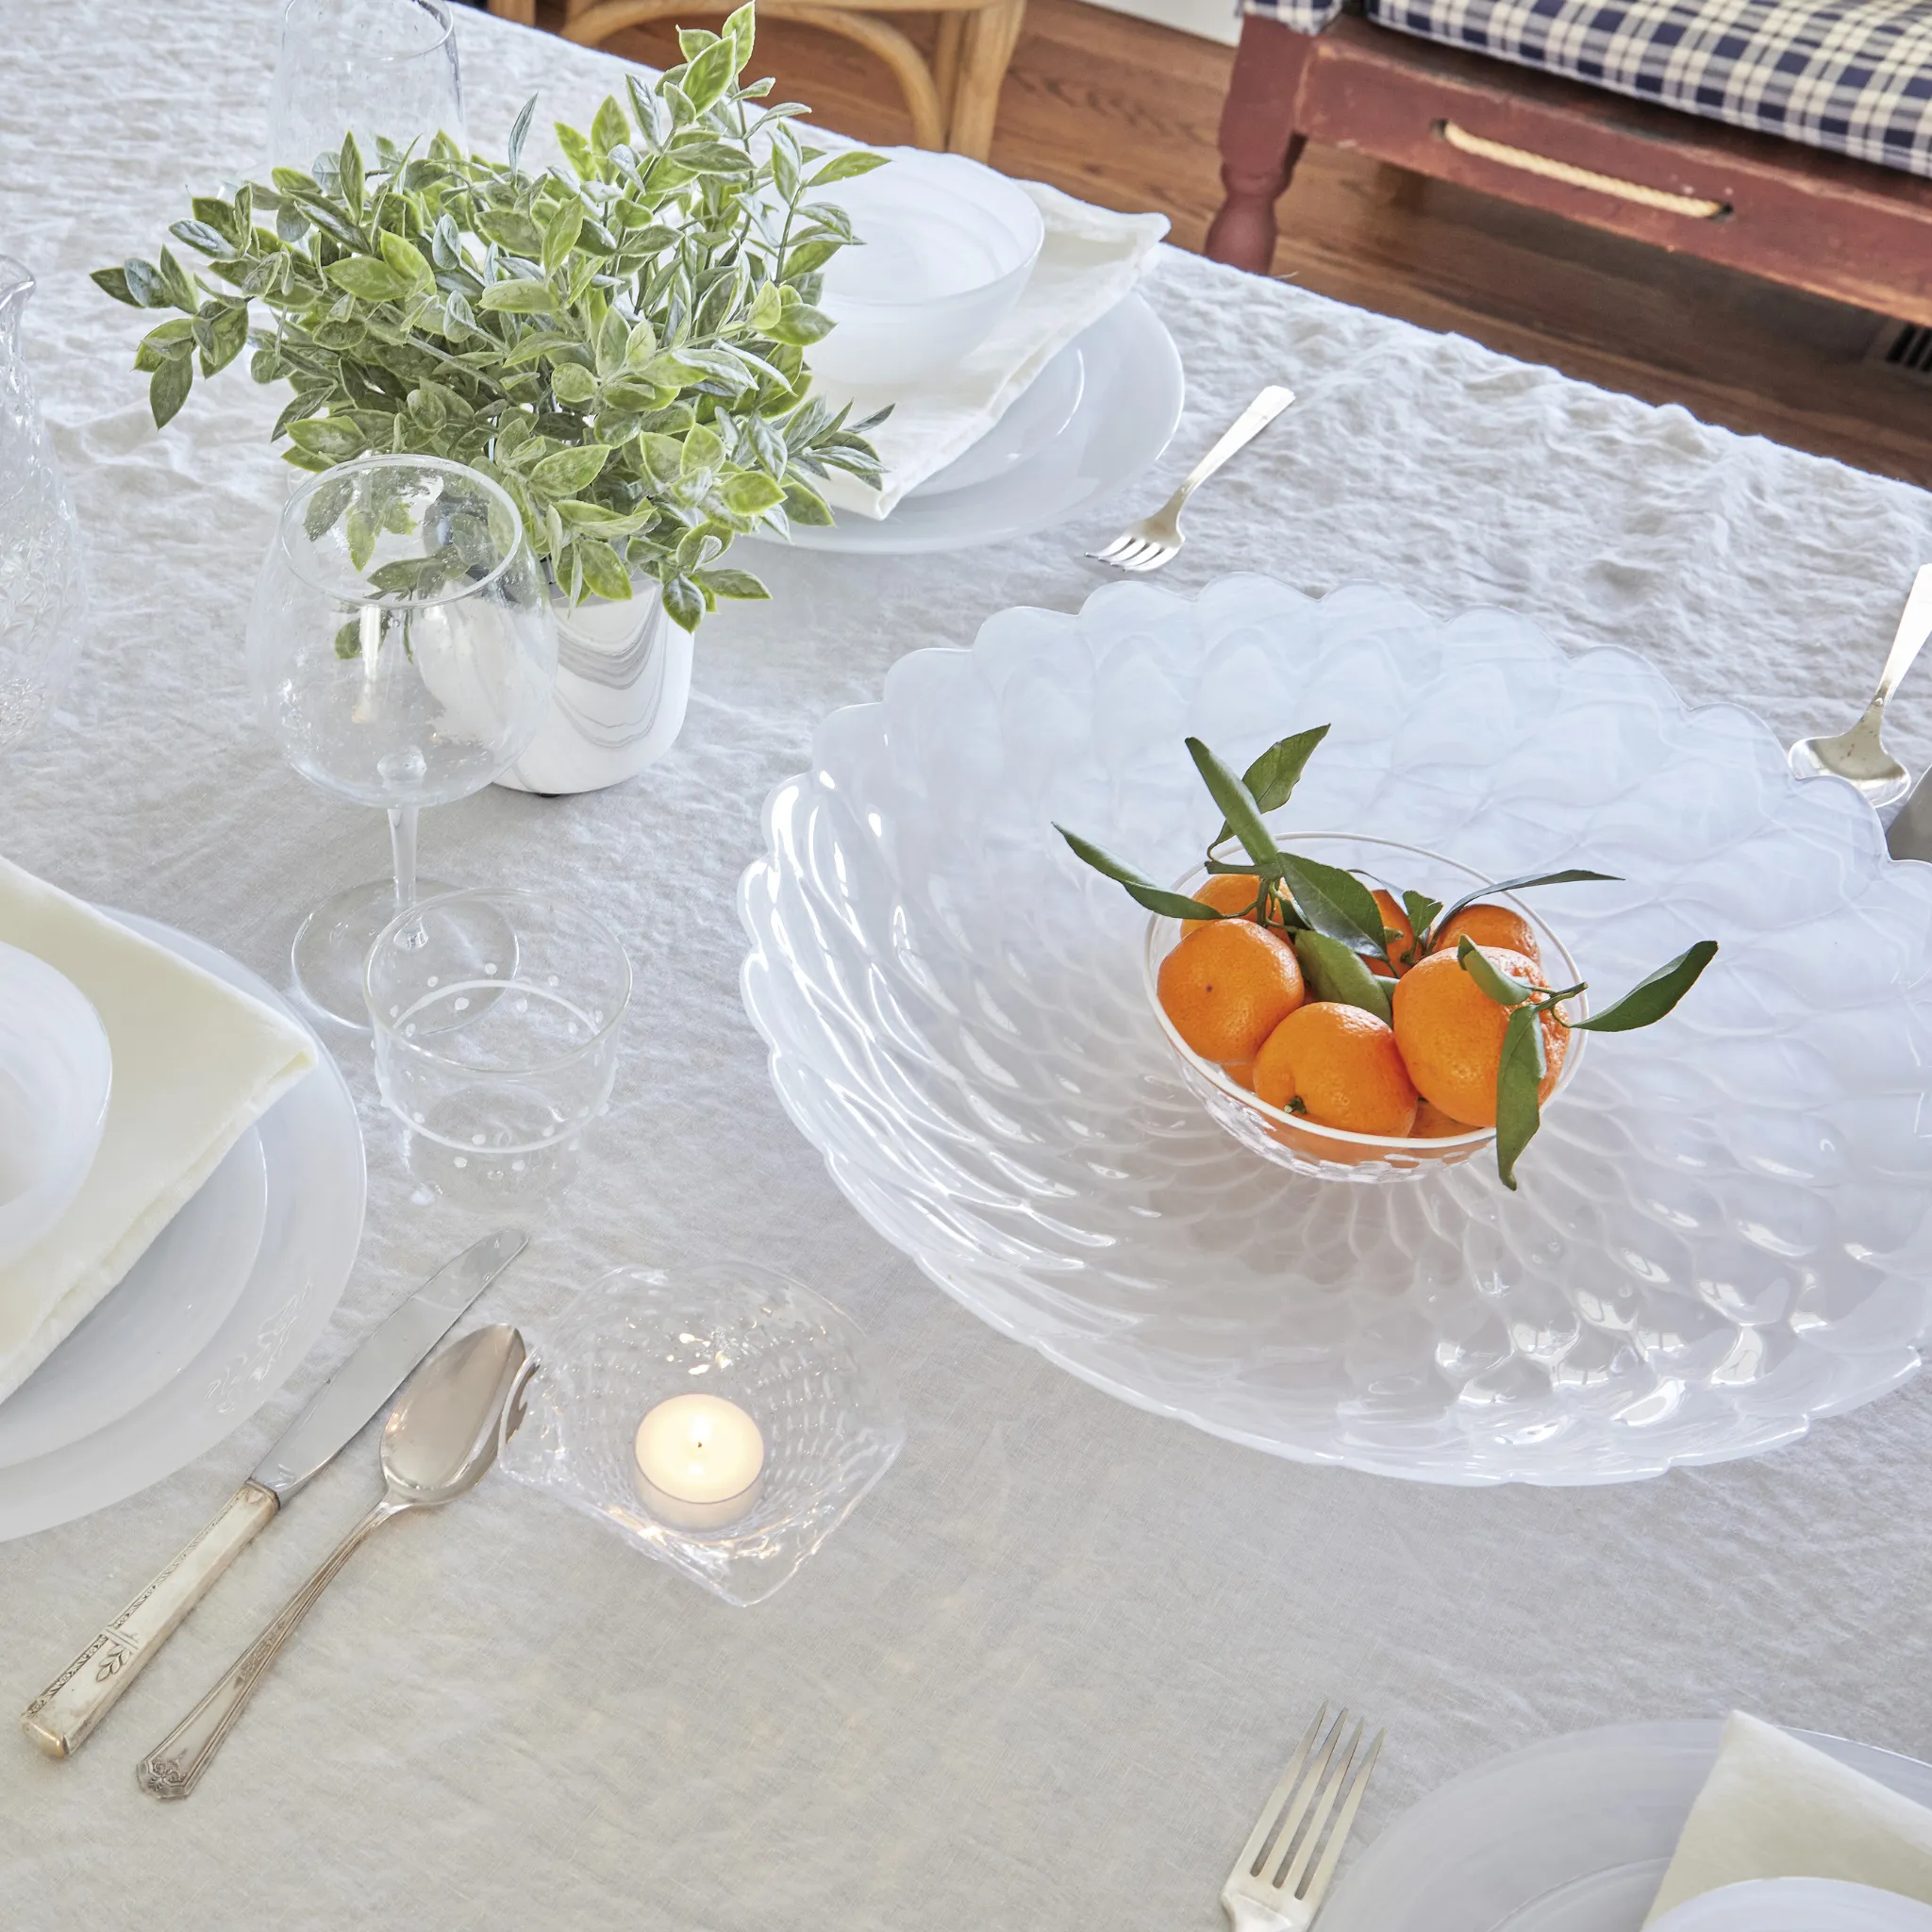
[366,888,630,1199]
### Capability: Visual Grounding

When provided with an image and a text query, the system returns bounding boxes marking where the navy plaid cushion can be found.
[1239,0,1932,181]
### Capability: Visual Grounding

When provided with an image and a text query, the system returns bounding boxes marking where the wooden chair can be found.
[486,0,1027,158]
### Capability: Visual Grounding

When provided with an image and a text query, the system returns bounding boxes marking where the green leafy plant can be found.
[1058,724,1718,1188]
[92,4,884,631]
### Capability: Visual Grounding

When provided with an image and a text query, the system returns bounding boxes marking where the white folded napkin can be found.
[813,181,1169,519]
[1647,1713,1932,1924]
[0,858,317,1406]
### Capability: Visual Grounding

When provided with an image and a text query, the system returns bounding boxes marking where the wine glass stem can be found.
[389,805,418,916]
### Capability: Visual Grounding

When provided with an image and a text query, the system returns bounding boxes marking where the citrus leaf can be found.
[1398,884,1444,961]
[1275,852,1387,951]
[1430,869,1620,947]
[692,566,769,601]
[325,255,413,303]
[1186,737,1280,869]
[1291,930,1392,1024]
[1212,724,1329,844]
[575,537,632,602]
[1494,1004,1547,1191]
[1055,827,1229,923]
[1570,940,1719,1034]
[1457,936,1538,1008]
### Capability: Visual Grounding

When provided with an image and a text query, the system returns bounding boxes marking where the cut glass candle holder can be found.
[499,1260,904,1606]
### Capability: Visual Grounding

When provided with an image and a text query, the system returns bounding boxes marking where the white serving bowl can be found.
[0,941,112,1268]
[809,147,1045,391]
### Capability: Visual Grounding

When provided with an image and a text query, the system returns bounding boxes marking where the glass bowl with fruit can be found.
[1063,724,1717,1190]
[1142,835,1585,1182]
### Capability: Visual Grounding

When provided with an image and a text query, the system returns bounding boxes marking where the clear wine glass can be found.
[246,455,558,1029]
[0,258,86,753]
[268,0,464,175]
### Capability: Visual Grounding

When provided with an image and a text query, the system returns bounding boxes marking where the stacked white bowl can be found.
[0,943,111,1269]
[809,148,1045,391]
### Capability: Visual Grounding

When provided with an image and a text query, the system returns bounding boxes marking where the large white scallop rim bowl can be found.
[737,572,1932,1485]
[0,941,112,1269]
[1652,1878,1932,1930]
[810,148,1046,390]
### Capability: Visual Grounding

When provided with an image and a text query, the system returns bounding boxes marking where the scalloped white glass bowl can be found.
[1146,835,1585,1182]
[0,942,111,1269]
[499,1262,904,1605]
[738,575,1932,1486]
[809,148,1045,390]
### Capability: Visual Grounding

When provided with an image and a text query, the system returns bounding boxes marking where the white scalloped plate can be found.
[738,575,1932,1485]
[1317,1722,1932,1932]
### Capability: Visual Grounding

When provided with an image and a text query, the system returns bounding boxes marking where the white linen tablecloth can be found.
[8,6,1932,1927]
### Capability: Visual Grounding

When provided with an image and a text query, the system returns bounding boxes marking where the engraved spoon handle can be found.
[1874,563,1932,708]
[136,1497,403,1800]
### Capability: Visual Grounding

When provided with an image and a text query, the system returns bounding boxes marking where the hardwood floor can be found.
[558,0,1932,488]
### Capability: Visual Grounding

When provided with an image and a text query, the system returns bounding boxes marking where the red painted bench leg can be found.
[1207,15,1318,272]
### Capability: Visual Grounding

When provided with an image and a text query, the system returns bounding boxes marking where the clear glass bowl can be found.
[365,889,629,1200]
[1144,833,1586,1182]
[499,1262,905,1606]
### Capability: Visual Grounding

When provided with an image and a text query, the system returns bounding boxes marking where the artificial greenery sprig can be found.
[1058,723,1718,1187]
[92,4,885,631]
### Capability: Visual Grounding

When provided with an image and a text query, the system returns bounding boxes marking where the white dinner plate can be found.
[1654,1879,1932,1930]
[1319,1722,1932,1932]
[764,293,1184,555]
[909,341,1085,497]
[0,911,365,1541]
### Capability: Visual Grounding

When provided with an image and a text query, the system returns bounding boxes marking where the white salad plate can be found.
[774,293,1183,555]
[1317,1722,1932,1932]
[739,574,1932,1485]
[0,912,365,1540]
[1654,1879,1932,1930]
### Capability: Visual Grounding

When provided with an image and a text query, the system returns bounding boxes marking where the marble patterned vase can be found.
[495,580,692,795]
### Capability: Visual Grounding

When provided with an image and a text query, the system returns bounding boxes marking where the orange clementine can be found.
[1253,1001,1419,1137]
[1371,889,1417,975]
[1184,873,1263,921]
[1158,919,1306,1064]
[1432,902,1542,969]
[1391,945,1567,1127]
[1410,1098,1480,1139]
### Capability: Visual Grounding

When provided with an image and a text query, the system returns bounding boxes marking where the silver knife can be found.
[19,1228,527,1758]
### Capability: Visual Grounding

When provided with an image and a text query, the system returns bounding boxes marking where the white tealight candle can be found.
[632,1392,765,1530]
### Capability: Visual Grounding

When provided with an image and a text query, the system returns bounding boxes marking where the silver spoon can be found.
[136,1324,530,1800]
[1789,563,1932,808]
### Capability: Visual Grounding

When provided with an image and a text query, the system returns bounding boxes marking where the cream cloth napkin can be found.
[813,181,1169,520]
[1646,1713,1932,1923]
[0,858,317,1407]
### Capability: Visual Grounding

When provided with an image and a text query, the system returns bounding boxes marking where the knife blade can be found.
[20,1228,527,1758]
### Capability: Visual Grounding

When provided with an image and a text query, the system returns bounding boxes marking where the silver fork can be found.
[1089,384,1295,573]
[1222,1705,1384,1931]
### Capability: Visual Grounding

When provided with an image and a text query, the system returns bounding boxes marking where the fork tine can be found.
[1259,1707,1347,1885]
[1124,545,1174,574]
[1301,1727,1383,1912]
[1276,1716,1362,1895]
[1087,532,1142,565]
[1236,1704,1328,1879]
